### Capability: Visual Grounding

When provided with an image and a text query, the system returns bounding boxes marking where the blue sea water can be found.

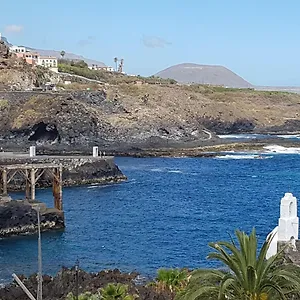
[1,154,300,283]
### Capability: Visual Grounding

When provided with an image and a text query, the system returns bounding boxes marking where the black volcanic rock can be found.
[0,200,64,237]
[0,268,172,300]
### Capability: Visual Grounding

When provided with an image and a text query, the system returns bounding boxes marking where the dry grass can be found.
[0,99,8,109]
[101,83,300,129]
[2,80,300,133]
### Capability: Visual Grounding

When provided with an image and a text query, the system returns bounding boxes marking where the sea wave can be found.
[263,145,300,154]
[150,168,164,172]
[215,154,272,160]
[217,134,261,139]
[276,134,300,139]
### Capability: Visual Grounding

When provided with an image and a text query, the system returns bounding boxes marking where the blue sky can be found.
[1,0,300,86]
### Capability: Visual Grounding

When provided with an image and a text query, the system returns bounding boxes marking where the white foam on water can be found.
[217,134,266,139]
[276,134,300,139]
[87,184,112,189]
[150,168,164,172]
[263,145,300,154]
[168,170,183,173]
[215,154,270,160]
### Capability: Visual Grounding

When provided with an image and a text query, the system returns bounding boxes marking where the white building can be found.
[37,56,58,73]
[266,193,299,259]
[104,66,114,72]
[9,45,28,53]
[88,65,114,72]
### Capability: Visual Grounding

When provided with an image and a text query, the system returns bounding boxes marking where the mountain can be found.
[155,63,253,88]
[0,36,12,47]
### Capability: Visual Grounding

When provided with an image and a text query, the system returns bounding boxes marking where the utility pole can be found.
[75,259,79,300]
[36,205,43,300]
[12,205,43,300]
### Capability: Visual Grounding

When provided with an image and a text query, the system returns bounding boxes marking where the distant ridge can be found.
[0,36,12,47]
[29,48,106,67]
[155,63,253,88]
[1,35,105,67]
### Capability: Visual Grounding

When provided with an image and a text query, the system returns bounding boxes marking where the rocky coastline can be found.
[1,88,300,156]
[0,268,171,300]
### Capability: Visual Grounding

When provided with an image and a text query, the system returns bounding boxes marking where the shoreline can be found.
[3,138,300,159]
[108,138,300,158]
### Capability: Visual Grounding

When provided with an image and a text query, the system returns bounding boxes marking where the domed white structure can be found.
[266,193,299,259]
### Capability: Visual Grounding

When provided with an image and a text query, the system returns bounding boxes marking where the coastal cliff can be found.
[1,88,300,154]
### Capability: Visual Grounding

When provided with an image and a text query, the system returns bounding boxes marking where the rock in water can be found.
[0,200,64,237]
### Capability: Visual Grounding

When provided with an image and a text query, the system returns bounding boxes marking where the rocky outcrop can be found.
[0,91,217,152]
[0,268,171,300]
[0,41,10,60]
[0,200,64,237]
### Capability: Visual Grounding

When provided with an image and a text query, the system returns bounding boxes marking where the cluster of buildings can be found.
[88,65,114,72]
[0,33,121,75]
[9,45,58,73]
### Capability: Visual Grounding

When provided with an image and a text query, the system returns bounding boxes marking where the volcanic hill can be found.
[155,63,253,88]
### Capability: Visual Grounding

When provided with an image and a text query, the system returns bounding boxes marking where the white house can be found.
[9,45,28,53]
[88,65,114,72]
[37,56,58,73]
[104,66,114,72]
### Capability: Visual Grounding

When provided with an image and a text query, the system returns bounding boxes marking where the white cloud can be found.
[142,35,172,48]
[4,25,24,33]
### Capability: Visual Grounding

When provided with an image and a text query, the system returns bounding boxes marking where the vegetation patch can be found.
[0,99,9,109]
[13,109,41,129]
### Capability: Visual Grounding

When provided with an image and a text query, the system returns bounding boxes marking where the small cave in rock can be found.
[28,122,60,143]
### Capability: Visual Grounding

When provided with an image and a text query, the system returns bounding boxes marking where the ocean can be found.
[1,152,300,283]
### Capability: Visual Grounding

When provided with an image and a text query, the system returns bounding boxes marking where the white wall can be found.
[37,57,58,68]
[10,46,27,53]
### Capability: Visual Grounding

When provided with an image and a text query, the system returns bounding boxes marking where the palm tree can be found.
[178,228,300,300]
[60,50,66,59]
[153,268,189,293]
[100,283,135,300]
[66,291,101,300]
[114,57,118,72]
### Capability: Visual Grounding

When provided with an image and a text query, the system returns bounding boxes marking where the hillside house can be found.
[37,56,58,72]
[9,46,28,53]
[88,65,114,72]
[15,51,39,65]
